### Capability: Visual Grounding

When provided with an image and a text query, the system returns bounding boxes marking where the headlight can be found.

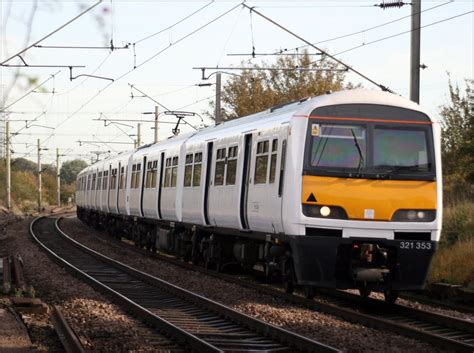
[391,209,436,222]
[303,204,348,219]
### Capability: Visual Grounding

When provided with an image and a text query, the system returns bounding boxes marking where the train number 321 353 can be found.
[399,241,432,250]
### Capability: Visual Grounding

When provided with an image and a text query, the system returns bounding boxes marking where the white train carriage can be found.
[77,89,442,302]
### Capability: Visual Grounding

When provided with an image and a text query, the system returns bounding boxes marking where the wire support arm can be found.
[242,4,392,92]
[69,66,114,81]
[0,71,60,112]
[1,1,103,65]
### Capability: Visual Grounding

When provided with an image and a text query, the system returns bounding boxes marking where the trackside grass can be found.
[429,201,474,288]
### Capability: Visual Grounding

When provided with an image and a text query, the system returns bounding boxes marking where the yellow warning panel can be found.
[301,175,436,221]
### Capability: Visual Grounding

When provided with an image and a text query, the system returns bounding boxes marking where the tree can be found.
[11,157,36,173]
[213,51,353,120]
[439,77,474,201]
[60,159,88,184]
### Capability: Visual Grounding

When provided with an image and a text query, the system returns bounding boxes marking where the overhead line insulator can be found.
[375,1,408,10]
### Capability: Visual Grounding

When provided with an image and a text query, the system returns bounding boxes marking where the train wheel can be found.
[384,289,399,304]
[359,287,371,298]
[304,286,316,300]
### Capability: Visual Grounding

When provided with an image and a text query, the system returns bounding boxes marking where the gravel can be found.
[60,216,453,353]
[1,216,182,353]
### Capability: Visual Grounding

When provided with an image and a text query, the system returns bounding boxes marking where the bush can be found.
[429,238,474,287]
[440,201,474,245]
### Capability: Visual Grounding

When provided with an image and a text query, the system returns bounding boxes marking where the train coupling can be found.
[351,243,391,283]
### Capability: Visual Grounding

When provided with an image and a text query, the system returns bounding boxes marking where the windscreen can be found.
[305,104,435,180]
[310,124,366,169]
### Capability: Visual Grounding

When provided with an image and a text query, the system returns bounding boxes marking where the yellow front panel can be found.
[302,175,436,221]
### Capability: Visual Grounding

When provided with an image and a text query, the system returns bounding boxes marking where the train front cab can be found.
[290,103,441,300]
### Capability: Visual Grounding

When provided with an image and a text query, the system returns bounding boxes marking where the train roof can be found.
[79,89,435,174]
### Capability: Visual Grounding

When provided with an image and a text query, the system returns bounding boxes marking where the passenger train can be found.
[76,89,442,303]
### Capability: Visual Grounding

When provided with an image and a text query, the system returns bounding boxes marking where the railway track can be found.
[61,217,474,353]
[31,216,338,353]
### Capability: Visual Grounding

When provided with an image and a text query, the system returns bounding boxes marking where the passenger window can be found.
[97,172,102,190]
[164,158,172,187]
[145,161,157,189]
[110,169,117,189]
[215,148,226,186]
[102,170,108,190]
[145,162,151,188]
[131,164,137,189]
[226,146,238,185]
[269,139,278,184]
[193,152,202,187]
[136,163,141,189]
[92,173,96,190]
[171,157,178,187]
[151,160,158,188]
[254,140,269,184]
[184,154,193,187]
[119,166,126,189]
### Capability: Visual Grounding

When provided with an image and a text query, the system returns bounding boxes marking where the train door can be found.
[116,162,121,213]
[203,141,213,225]
[239,134,252,229]
[139,156,147,217]
[106,164,111,213]
[125,154,134,216]
[247,128,286,233]
[273,128,288,233]
[157,152,165,219]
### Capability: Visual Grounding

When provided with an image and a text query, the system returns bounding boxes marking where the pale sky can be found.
[1,0,473,165]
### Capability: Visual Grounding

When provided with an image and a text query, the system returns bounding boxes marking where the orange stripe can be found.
[298,115,432,125]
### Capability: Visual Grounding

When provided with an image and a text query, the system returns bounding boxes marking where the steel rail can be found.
[50,305,87,353]
[399,292,474,315]
[32,216,339,353]
[67,218,474,353]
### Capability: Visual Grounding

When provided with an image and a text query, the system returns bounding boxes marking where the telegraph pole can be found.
[154,106,159,143]
[5,121,11,209]
[215,72,222,124]
[56,148,61,207]
[137,123,141,147]
[37,139,42,212]
[410,0,421,103]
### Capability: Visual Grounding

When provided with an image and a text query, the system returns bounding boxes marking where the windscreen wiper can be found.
[351,129,364,174]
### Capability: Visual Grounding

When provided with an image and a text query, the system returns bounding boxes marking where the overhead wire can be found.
[133,1,214,45]
[252,0,453,58]
[243,4,391,91]
[176,95,215,111]
[0,1,103,65]
[217,7,244,66]
[1,71,60,111]
[44,1,242,142]
[327,9,474,58]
